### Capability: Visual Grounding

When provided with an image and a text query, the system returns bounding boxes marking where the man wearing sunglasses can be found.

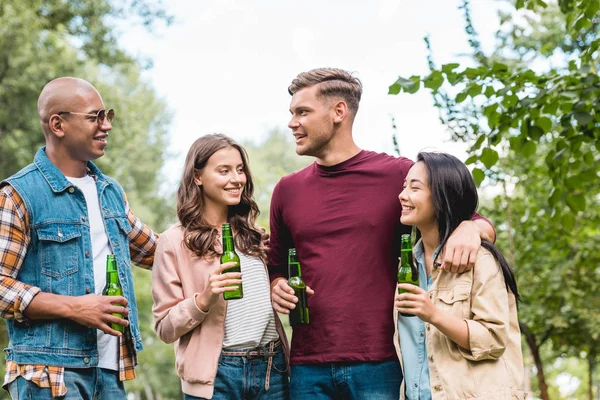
[0,77,157,399]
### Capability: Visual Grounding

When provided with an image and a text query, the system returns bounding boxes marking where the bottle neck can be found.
[401,244,413,269]
[288,255,301,278]
[222,234,235,252]
[105,262,119,284]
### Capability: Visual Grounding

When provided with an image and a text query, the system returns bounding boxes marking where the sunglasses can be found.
[57,108,115,127]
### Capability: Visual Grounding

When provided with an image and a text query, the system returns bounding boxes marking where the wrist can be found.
[194,294,210,313]
[270,277,286,290]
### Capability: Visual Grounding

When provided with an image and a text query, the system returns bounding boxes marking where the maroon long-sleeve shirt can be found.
[268,150,489,365]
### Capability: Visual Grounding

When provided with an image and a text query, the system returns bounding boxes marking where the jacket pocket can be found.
[37,223,80,279]
[436,285,470,318]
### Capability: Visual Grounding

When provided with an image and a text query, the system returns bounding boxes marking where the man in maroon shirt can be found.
[268,68,495,399]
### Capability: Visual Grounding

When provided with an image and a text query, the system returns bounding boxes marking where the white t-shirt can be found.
[66,175,118,371]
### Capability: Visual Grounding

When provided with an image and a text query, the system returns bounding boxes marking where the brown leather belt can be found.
[221,339,281,391]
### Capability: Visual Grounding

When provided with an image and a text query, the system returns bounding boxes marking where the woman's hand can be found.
[395,283,438,323]
[195,262,242,312]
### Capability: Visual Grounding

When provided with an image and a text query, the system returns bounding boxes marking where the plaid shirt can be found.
[0,184,157,397]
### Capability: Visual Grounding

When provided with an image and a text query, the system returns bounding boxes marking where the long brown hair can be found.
[177,133,267,260]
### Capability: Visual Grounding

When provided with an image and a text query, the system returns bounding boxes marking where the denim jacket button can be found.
[68,187,75,193]
[83,357,90,364]
[85,287,91,294]
[81,216,86,222]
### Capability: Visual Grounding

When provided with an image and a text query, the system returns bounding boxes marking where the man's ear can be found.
[48,114,66,138]
[333,100,348,123]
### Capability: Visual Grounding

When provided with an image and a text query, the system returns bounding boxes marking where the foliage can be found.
[0,1,176,399]
[389,1,600,398]
[388,0,600,221]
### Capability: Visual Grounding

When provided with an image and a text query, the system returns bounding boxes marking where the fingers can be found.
[306,286,315,296]
[107,295,129,309]
[217,262,239,273]
[271,280,296,314]
[106,305,129,318]
[397,283,423,294]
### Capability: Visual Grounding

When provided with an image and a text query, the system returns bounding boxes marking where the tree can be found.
[0,2,178,399]
[388,1,600,399]
[388,0,599,220]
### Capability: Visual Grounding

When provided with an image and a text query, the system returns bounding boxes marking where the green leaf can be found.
[423,71,444,91]
[441,63,460,74]
[472,168,485,186]
[528,126,544,140]
[566,194,586,212]
[577,169,598,183]
[391,76,420,94]
[388,83,401,95]
[503,95,518,108]
[549,188,561,207]
[492,62,508,73]
[535,117,553,133]
[522,140,537,157]
[542,101,559,115]
[455,91,468,103]
[464,67,481,79]
[586,1,600,18]
[480,148,499,169]
[484,86,495,98]
[465,155,477,165]
[471,135,486,151]
[574,15,592,31]
[574,112,593,125]
[562,213,576,231]
[467,84,482,97]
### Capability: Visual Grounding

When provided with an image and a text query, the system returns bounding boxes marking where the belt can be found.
[221,339,281,391]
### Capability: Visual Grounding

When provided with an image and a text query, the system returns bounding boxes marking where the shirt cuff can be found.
[188,294,210,321]
[15,286,42,323]
[459,319,502,361]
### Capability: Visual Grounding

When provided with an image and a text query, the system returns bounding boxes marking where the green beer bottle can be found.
[288,248,309,326]
[102,254,125,333]
[398,234,419,317]
[220,223,243,300]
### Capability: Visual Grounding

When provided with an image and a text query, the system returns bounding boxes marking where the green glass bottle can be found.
[220,223,243,300]
[397,234,419,317]
[102,254,125,333]
[288,248,309,326]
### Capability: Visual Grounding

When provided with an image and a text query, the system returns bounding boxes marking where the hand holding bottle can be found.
[195,262,242,312]
[270,278,314,314]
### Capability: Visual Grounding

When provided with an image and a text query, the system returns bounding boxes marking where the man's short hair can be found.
[288,68,363,116]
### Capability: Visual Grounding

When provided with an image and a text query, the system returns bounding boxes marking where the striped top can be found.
[222,253,279,349]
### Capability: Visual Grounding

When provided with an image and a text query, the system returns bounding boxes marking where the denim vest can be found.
[1,147,143,367]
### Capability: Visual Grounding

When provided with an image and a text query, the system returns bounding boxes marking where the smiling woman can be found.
[151,133,290,400]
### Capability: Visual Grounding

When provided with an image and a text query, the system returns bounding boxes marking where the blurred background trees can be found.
[389,1,599,398]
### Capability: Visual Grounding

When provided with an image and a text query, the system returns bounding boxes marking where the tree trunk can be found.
[520,323,549,400]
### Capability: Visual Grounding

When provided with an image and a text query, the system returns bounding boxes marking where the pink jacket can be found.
[152,225,289,399]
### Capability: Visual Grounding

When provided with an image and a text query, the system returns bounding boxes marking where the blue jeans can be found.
[184,347,289,400]
[7,368,125,399]
[290,361,402,400]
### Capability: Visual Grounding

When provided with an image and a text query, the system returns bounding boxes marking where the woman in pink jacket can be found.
[152,134,289,400]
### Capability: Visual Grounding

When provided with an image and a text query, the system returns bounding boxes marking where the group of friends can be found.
[0,68,526,399]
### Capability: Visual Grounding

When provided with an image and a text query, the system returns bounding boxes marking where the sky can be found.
[119,0,504,185]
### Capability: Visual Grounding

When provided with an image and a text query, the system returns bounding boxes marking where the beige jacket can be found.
[394,248,526,400]
[152,225,289,399]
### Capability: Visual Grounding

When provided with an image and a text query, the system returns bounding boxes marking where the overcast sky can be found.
[120,0,503,184]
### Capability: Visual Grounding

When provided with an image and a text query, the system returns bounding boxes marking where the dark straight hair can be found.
[417,152,519,301]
